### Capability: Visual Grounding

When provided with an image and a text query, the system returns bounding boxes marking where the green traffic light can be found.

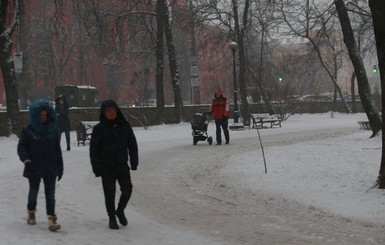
[373,65,378,73]
[278,76,283,81]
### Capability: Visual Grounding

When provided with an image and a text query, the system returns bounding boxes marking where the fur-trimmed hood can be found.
[28,100,57,134]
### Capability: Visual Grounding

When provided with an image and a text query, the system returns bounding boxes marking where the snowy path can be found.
[132,123,385,244]
[1,113,384,244]
[0,137,222,245]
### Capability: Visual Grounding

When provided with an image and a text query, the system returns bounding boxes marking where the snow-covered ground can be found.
[0,112,384,244]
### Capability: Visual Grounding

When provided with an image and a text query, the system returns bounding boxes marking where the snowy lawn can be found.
[223,113,384,223]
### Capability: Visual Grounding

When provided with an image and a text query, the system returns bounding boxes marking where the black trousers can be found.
[215,119,229,143]
[58,130,70,146]
[101,170,133,216]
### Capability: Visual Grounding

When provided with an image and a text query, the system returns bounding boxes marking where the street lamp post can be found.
[229,41,239,123]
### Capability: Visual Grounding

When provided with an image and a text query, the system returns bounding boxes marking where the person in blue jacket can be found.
[90,99,138,230]
[17,100,63,232]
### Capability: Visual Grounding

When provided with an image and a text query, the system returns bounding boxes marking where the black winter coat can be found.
[55,96,71,132]
[17,100,64,178]
[90,100,138,177]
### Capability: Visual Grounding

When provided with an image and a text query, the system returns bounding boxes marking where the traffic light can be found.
[373,65,378,73]
[278,75,284,82]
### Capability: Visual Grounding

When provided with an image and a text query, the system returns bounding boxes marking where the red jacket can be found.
[210,96,229,120]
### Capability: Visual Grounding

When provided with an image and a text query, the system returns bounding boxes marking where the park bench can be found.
[357,121,371,130]
[249,114,282,129]
[76,121,98,146]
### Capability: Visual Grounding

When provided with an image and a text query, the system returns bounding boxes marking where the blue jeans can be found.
[27,174,56,215]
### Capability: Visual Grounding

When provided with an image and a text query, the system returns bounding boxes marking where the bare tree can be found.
[334,0,381,137]
[345,1,376,113]
[279,0,351,113]
[74,0,185,121]
[230,0,251,123]
[247,0,276,114]
[191,0,253,123]
[0,0,21,135]
[155,0,165,122]
[367,0,385,188]
[162,0,182,123]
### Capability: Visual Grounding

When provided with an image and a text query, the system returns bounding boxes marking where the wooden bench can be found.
[249,114,282,129]
[76,121,98,146]
[357,121,371,130]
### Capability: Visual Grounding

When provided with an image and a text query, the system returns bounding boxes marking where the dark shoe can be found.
[109,216,119,230]
[216,142,222,145]
[66,145,71,151]
[116,209,128,226]
[225,141,229,144]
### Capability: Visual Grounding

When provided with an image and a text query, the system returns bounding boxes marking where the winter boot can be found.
[48,215,61,231]
[115,209,128,226]
[66,144,71,151]
[27,209,36,225]
[109,215,119,230]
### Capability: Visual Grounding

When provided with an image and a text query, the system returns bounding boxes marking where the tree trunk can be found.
[350,72,356,113]
[368,0,385,188]
[0,0,20,135]
[256,28,275,115]
[189,0,200,105]
[335,0,382,136]
[156,0,165,123]
[162,0,182,123]
[17,5,33,110]
[232,0,251,124]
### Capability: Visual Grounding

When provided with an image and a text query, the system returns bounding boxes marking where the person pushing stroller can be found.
[209,88,230,145]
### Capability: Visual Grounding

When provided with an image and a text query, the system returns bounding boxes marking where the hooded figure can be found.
[17,99,63,231]
[209,88,230,145]
[90,99,138,230]
[55,95,71,151]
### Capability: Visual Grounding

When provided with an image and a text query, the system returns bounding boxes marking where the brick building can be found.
[0,0,234,108]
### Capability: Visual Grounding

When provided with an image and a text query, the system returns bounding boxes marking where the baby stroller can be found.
[191,112,213,145]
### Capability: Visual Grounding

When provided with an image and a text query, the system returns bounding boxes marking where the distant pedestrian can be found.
[90,99,139,230]
[209,88,230,145]
[17,100,63,231]
[55,95,71,151]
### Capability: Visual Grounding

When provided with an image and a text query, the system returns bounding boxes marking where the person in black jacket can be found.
[90,99,139,230]
[55,95,71,151]
[17,100,63,232]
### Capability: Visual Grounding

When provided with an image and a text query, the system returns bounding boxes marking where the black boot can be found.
[116,209,128,226]
[108,215,119,230]
[66,144,71,151]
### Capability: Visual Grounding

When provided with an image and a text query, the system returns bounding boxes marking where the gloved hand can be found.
[24,160,33,172]
[222,116,228,121]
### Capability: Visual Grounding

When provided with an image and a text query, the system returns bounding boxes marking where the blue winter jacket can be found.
[17,100,63,178]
